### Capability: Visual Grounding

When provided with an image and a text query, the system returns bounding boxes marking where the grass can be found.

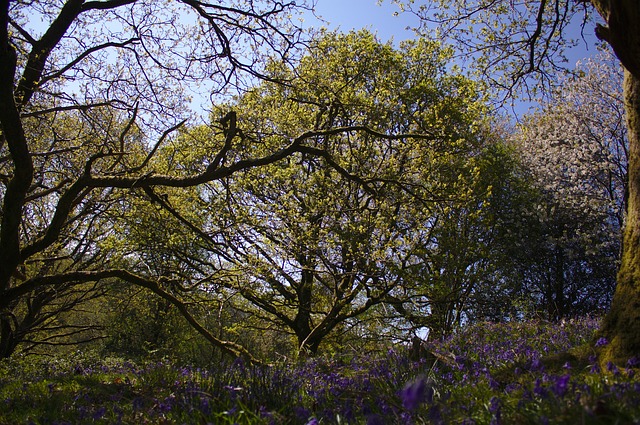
[1,316,638,424]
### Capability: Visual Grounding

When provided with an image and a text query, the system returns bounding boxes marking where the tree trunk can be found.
[293,258,316,356]
[589,0,640,365]
[0,317,17,359]
[601,69,640,365]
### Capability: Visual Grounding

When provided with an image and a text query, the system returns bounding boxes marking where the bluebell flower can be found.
[488,396,501,414]
[552,374,570,398]
[428,405,444,425]
[488,376,500,390]
[401,376,433,410]
[627,356,640,368]
[199,397,211,415]
[366,414,385,425]
[132,396,145,411]
[588,355,600,373]
[530,358,544,372]
[533,378,547,398]
[595,337,608,347]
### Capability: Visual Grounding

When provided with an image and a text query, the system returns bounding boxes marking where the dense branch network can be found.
[0,0,313,360]
[0,0,448,361]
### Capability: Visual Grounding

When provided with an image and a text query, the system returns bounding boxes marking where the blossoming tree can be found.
[512,50,626,319]
[398,0,640,365]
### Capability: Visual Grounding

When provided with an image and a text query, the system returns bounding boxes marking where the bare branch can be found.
[81,0,138,11]
[15,0,85,108]
[8,17,36,45]
[39,39,141,88]
[20,101,117,118]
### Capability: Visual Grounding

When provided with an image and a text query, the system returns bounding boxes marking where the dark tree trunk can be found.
[293,260,316,356]
[0,317,17,359]
[589,0,640,364]
[601,70,640,364]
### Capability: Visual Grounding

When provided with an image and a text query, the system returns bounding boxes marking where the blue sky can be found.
[304,0,600,68]
[303,0,604,115]
[304,0,417,43]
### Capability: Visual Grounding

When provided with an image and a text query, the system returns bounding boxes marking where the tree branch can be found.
[4,269,263,363]
[131,119,187,173]
[15,0,85,108]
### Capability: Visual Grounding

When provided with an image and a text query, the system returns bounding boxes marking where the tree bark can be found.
[601,70,640,364]
[590,0,640,365]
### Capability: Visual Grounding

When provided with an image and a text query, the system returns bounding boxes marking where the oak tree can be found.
[160,30,492,355]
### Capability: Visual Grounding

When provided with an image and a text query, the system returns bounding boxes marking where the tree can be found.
[159,30,492,355]
[393,139,541,338]
[0,0,405,362]
[1,1,457,362]
[397,0,640,364]
[511,50,625,320]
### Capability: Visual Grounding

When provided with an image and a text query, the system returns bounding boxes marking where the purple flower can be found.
[132,397,145,411]
[533,378,547,398]
[488,396,501,414]
[305,418,319,425]
[505,383,520,393]
[428,405,444,425]
[157,395,175,413]
[530,358,544,372]
[595,337,608,347]
[199,397,211,415]
[294,406,311,421]
[488,376,500,390]
[552,374,570,398]
[401,376,433,410]
[588,355,600,373]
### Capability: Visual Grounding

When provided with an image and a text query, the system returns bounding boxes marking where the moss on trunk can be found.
[601,70,640,365]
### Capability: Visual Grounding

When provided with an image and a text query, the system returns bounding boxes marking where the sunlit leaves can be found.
[164,30,496,354]
[0,0,314,360]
